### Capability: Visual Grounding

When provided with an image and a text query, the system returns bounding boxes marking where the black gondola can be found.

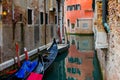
[4,57,39,80]
[4,39,58,80]
[26,38,58,80]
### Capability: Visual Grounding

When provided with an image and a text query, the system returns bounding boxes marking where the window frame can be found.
[27,8,34,26]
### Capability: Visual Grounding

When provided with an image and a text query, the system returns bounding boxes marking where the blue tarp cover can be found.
[15,60,38,78]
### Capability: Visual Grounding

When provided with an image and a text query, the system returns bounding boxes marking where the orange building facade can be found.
[64,0,93,34]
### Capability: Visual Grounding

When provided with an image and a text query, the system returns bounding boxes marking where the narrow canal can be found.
[43,35,102,80]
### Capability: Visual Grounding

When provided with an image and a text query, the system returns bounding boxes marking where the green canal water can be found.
[43,35,102,80]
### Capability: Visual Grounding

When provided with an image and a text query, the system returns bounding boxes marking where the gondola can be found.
[3,39,58,80]
[4,58,39,80]
[26,38,58,80]
[43,38,58,71]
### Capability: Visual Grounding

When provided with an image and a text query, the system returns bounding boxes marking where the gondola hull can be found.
[26,39,58,80]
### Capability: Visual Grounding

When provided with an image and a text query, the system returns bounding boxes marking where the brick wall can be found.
[2,24,15,62]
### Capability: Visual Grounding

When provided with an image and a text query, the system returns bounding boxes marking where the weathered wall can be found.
[65,0,93,23]
[105,0,120,80]
[96,49,106,80]
[106,28,120,80]
[0,0,58,63]
[67,19,93,34]
[65,0,93,34]
[94,0,120,80]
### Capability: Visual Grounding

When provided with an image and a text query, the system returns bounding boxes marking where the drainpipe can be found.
[102,0,110,33]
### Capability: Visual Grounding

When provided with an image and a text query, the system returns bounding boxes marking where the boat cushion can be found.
[27,72,43,80]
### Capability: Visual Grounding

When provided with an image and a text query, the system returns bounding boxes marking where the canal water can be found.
[43,35,102,80]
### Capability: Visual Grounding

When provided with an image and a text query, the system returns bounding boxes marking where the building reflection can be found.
[69,35,94,52]
[65,35,94,80]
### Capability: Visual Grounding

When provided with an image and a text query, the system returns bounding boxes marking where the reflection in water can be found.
[43,52,67,80]
[44,35,96,80]
[66,35,94,80]
[69,35,94,51]
[67,67,81,75]
[68,57,82,65]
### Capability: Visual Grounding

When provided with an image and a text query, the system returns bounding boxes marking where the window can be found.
[67,4,81,11]
[67,6,72,11]
[28,9,32,24]
[45,13,48,24]
[67,19,70,27]
[71,24,75,29]
[73,5,76,10]
[55,16,57,24]
[82,23,88,29]
[72,6,74,10]
[67,6,69,11]
[82,40,88,46]
[40,12,43,24]
[77,19,79,27]
[70,6,73,11]
[76,4,81,10]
